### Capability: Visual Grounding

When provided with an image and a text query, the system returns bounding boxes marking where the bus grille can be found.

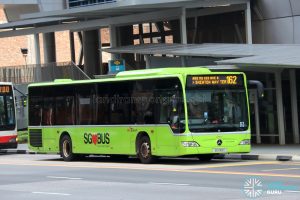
[29,129,43,147]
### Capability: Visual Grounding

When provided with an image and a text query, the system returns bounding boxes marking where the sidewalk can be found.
[1,144,300,161]
[216,145,300,161]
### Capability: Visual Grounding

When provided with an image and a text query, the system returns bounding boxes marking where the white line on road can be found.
[32,192,71,196]
[285,190,300,193]
[261,168,300,172]
[47,176,83,180]
[149,182,190,186]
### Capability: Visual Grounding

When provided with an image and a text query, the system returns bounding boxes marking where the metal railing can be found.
[0,62,90,84]
[68,0,116,8]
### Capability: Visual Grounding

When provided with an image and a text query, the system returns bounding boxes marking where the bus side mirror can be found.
[248,80,264,99]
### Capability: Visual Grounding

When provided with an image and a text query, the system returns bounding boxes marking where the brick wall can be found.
[0,9,111,68]
[0,9,28,67]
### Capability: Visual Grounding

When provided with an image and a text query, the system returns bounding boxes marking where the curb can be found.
[215,154,298,161]
[0,149,44,154]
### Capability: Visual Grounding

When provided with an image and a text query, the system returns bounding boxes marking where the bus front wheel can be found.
[60,135,76,162]
[137,136,155,164]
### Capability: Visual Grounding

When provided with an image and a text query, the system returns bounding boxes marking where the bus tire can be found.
[137,135,155,164]
[60,135,76,162]
[197,154,214,162]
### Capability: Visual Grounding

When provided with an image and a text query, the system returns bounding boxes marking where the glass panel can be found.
[28,87,43,126]
[6,95,15,125]
[186,89,248,132]
[0,96,6,126]
[0,89,16,130]
[55,96,75,125]
[77,84,95,125]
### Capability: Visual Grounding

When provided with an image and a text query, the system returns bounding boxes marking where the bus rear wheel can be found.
[60,135,76,162]
[137,136,155,164]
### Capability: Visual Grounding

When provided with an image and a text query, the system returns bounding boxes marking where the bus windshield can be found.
[0,85,16,130]
[186,75,248,132]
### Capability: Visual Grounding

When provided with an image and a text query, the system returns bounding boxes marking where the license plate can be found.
[213,148,227,153]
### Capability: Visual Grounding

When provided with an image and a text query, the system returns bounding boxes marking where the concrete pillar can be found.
[245,0,252,44]
[253,90,261,144]
[180,7,187,44]
[289,69,300,144]
[34,33,41,82]
[170,20,181,43]
[118,26,135,69]
[275,71,285,145]
[98,29,103,75]
[180,7,187,67]
[266,73,276,144]
[43,32,56,63]
[83,30,100,77]
[69,31,75,64]
[109,25,118,60]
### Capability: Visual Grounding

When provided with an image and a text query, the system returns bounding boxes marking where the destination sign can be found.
[0,85,11,94]
[187,75,244,88]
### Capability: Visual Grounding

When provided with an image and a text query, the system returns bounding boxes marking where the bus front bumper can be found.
[0,135,18,149]
[178,134,251,156]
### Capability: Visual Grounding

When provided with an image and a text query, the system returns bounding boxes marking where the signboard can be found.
[187,75,244,88]
[108,59,125,74]
[0,85,11,94]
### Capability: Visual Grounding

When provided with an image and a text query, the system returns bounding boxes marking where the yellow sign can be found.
[114,60,121,65]
[190,75,239,86]
[0,86,11,93]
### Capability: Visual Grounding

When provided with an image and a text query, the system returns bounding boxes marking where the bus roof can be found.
[116,67,211,78]
[0,82,13,86]
[29,67,243,87]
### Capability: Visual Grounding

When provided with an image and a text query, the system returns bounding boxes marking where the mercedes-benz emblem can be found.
[217,139,222,146]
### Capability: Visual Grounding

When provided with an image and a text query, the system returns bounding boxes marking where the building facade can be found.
[0,0,299,145]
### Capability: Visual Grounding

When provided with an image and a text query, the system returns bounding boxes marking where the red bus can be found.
[0,82,17,149]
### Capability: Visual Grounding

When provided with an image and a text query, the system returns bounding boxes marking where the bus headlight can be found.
[239,139,250,145]
[181,141,200,147]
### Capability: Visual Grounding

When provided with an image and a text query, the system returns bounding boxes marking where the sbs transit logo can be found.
[84,133,110,145]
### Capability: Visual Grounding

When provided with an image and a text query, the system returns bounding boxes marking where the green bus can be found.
[28,67,250,163]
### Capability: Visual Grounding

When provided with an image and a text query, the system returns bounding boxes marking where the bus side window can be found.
[55,97,75,125]
[77,84,95,125]
[132,80,155,124]
[42,97,54,126]
[28,87,43,126]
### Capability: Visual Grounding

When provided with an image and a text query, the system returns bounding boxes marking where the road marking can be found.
[32,192,71,196]
[47,176,83,180]
[1,161,300,179]
[190,161,279,169]
[261,168,300,172]
[279,163,300,166]
[149,182,190,186]
[285,190,300,193]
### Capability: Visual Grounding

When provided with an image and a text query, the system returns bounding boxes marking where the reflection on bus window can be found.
[186,89,247,132]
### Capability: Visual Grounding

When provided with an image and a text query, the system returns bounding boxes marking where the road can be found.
[0,153,299,200]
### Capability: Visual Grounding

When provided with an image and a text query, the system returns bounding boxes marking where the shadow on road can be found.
[38,155,242,166]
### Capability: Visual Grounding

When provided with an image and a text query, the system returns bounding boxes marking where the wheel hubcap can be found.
[63,140,70,157]
[140,142,150,158]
